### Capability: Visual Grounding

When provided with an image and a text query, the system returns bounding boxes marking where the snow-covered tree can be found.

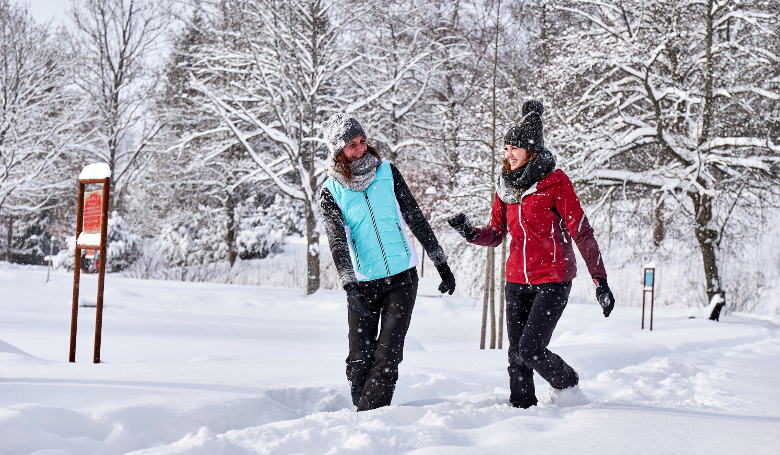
[104,211,140,272]
[178,0,430,293]
[155,205,230,281]
[69,0,168,211]
[157,4,269,268]
[237,194,305,260]
[543,0,780,319]
[0,0,85,259]
[354,0,459,163]
[8,210,58,264]
[55,211,140,272]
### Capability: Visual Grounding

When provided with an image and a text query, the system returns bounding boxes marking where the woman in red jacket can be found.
[448,100,615,408]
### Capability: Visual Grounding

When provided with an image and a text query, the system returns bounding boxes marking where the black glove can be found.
[594,278,615,317]
[447,213,478,241]
[344,282,371,317]
[435,262,456,295]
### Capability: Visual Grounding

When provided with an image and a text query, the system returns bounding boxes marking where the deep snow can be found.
[1,263,779,454]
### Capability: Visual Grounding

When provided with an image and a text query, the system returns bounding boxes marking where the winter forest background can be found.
[2,0,779,320]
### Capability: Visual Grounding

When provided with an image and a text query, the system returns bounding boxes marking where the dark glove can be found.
[435,262,456,295]
[344,282,371,317]
[447,213,477,241]
[594,278,615,317]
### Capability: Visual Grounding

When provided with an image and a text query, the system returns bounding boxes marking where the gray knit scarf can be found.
[496,148,556,204]
[327,153,379,192]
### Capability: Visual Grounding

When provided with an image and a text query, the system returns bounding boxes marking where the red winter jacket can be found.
[471,170,607,285]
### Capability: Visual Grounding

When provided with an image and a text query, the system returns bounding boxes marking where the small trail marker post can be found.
[69,163,111,363]
[642,264,656,331]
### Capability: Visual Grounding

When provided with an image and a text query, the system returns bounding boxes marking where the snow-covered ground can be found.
[1,263,779,454]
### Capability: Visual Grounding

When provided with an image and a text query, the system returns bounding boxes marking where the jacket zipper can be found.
[559,219,568,243]
[551,223,556,262]
[351,237,361,269]
[518,198,530,283]
[363,191,391,276]
[397,223,409,255]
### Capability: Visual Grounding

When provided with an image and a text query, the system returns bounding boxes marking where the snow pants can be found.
[346,267,418,411]
[505,281,579,408]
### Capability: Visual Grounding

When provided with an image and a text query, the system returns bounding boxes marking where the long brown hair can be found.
[334,145,382,181]
[501,150,539,175]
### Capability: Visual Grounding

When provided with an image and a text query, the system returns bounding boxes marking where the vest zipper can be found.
[363,191,391,276]
[351,237,361,269]
[551,222,556,262]
[397,223,409,255]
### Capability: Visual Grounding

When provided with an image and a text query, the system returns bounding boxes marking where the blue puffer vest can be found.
[325,162,419,281]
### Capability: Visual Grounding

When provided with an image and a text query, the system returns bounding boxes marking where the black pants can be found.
[347,267,418,411]
[505,281,578,408]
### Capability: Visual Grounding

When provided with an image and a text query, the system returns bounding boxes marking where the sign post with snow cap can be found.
[642,263,656,331]
[69,163,111,363]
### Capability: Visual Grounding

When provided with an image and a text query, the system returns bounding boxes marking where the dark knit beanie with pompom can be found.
[504,100,545,153]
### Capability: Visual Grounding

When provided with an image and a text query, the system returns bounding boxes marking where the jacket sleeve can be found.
[390,164,448,266]
[471,192,508,248]
[320,186,356,287]
[553,173,607,281]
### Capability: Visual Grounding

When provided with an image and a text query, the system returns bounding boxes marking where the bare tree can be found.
[70,0,168,211]
[544,0,780,320]
[355,0,458,163]
[176,0,429,293]
[440,0,530,348]
[0,0,85,259]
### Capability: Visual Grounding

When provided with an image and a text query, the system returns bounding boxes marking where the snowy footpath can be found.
[1,263,779,454]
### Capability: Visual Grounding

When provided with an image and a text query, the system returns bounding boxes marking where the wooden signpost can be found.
[642,264,656,331]
[69,163,111,363]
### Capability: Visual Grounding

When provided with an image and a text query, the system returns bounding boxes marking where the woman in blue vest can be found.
[320,113,456,411]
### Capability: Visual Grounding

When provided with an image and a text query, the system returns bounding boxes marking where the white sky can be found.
[27,0,70,24]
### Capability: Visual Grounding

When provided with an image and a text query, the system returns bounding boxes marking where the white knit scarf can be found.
[327,154,379,192]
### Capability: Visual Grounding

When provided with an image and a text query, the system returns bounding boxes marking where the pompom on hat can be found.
[504,100,545,154]
[321,113,366,158]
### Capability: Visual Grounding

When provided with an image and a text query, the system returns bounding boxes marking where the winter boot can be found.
[547,385,590,407]
[356,383,396,411]
[508,366,538,408]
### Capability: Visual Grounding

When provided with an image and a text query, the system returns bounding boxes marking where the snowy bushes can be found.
[152,206,229,281]
[121,198,305,283]
[53,212,139,272]
[6,212,59,265]
[3,0,778,316]
[53,237,77,272]
[237,195,305,260]
[105,212,140,272]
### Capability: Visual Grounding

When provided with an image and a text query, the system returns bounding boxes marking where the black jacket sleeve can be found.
[390,164,448,266]
[320,186,356,287]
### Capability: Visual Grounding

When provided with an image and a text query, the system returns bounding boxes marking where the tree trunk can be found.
[498,237,507,349]
[480,247,490,349]
[305,198,320,294]
[487,0,501,350]
[226,192,237,267]
[5,215,12,262]
[539,3,548,65]
[489,247,496,349]
[653,195,665,247]
[701,0,715,145]
[696,0,725,321]
[692,193,726,320]
[305,0,323,295]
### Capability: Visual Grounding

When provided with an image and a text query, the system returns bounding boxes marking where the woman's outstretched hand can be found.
[447,213,477,241]
[435,262,456,295]
[594,278,615,317]
[344,282,371,317]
